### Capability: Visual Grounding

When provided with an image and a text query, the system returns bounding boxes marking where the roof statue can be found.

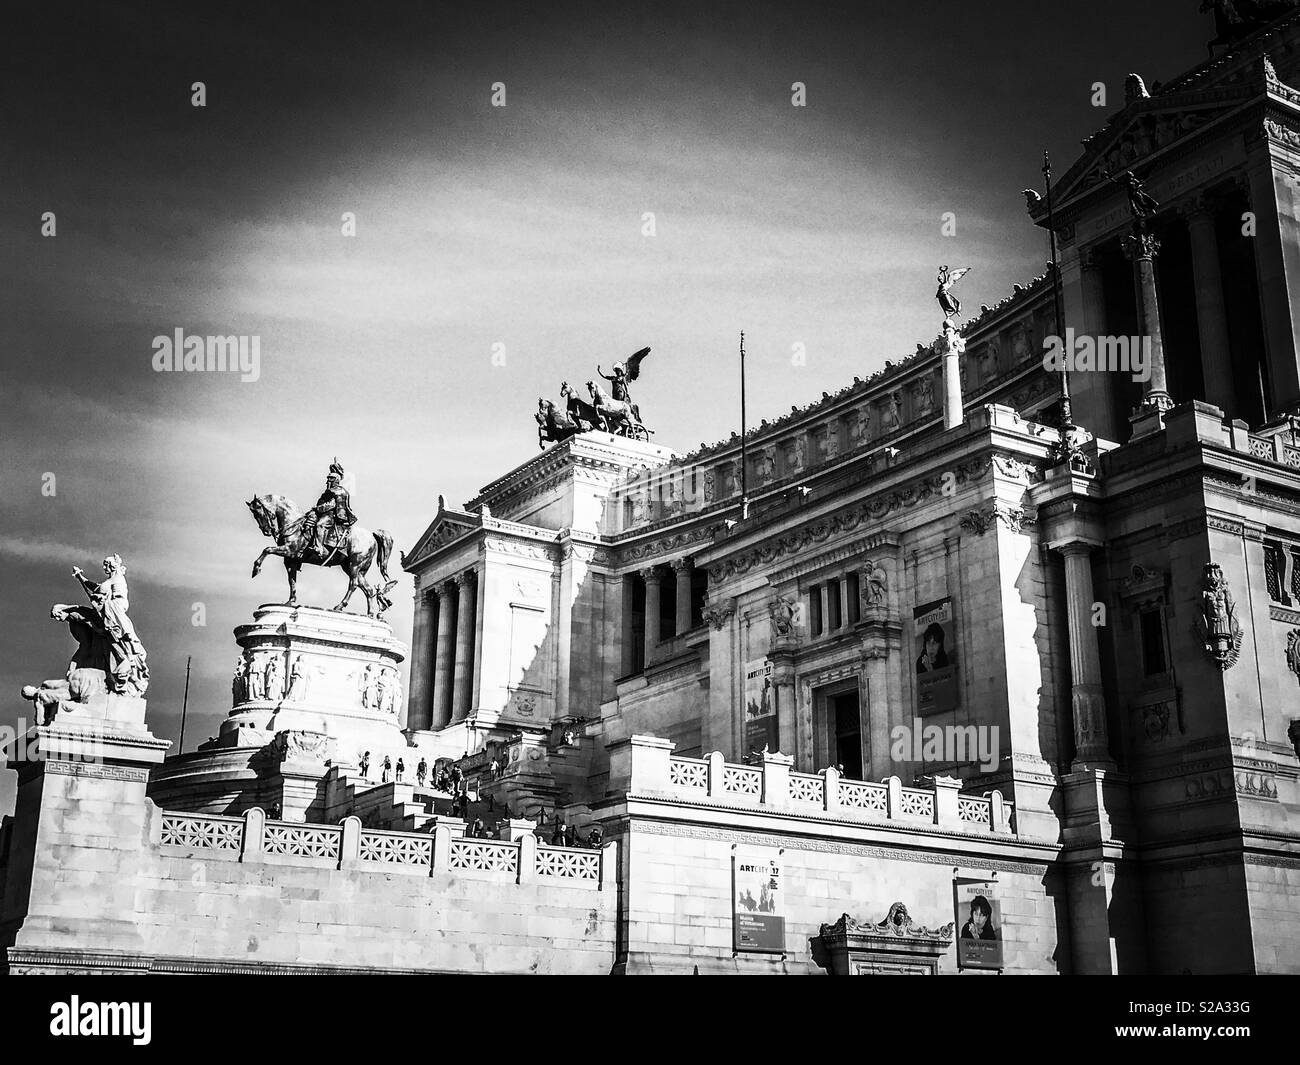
[935,265,972,319]
[536,346,655,447]
[246,458,398,616]
[1203,0,1299,55]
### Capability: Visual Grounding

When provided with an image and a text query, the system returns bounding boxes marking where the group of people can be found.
[538,813,603,849]
[357,752,471,793]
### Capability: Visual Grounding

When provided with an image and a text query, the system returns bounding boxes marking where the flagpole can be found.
[179,654,192,753]
[1043,150,1073,439]
[739,331,749,520]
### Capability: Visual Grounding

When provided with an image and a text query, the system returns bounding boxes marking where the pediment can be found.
[1034,55,1291,215]
[401,509,479,570]
[1049,94,1251,210]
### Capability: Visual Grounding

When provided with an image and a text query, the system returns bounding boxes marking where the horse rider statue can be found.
[301,458,357,564]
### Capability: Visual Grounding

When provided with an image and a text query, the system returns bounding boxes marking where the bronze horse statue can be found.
[246,494,397,616]
[535,398,581,449]
[587,379,652,440]
[560,380,606,432]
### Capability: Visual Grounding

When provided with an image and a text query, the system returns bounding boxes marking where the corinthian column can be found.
[406,589,435,730]
[430,582,455,729]
[642,567,663,666]
[672,558,693,636]
[1059,543,1114,769]
[1121,230,1172,412]
[451,570,476,724]
[1183,198,1237,413]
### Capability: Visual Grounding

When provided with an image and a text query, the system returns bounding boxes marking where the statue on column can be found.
[935,266,972,319]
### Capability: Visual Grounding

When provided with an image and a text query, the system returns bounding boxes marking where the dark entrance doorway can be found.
[831,690,863,779]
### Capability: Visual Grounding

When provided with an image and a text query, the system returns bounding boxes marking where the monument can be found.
[150,461,416,820]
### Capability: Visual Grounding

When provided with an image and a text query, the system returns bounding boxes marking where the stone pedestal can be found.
[227,603,408,763]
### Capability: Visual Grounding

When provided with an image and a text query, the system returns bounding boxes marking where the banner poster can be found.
[914,596,959,715]
[954,878,1004,970]
[733,848,784,953]
[743,658,777,754]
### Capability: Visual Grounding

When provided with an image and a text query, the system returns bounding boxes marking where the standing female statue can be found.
[72,554,149,696]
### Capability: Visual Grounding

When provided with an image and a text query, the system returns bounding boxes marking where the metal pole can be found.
[739,331,749,520]
[1043,150,1072,432]
[179,654,192,753]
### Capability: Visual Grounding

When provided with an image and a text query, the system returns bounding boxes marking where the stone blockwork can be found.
[0,757,615,975]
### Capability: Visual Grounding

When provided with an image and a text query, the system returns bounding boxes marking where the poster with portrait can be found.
[744,658,777,754]
[733,848,784,953]
[954,878,1003,970]
[914,597,959,715]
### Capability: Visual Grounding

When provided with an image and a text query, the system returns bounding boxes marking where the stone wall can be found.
[597,737,1062,973]
[0,759,616,974]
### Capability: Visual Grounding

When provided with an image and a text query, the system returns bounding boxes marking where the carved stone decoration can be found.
[274,728,330,764]
[756,447,776,485]
[769,595,798,640]
[821,425,840,462]
[811,904,955,976]
[232,657,248,704]
[860,560,887,607]
[1287,630,1300,686]
[701,598,736,631]
[913,374,936,417]
[287,654,310,701]
[1195,562,1243,671]
[246,654,265,700]
[1119,562,1167,609]
[847,409,870,448]
[960,503,1025,536]
[881,391,902,433]
[702,467,716,503]
[264,655,283,703]
[1264,117,1300,152]
[785,436,807,474]
[1139,699,1170,742]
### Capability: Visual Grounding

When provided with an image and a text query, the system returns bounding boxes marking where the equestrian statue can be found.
[247,458,398,616]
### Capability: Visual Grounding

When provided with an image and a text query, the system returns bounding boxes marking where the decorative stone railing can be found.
[610,735,1013,835]
[156,810,609,886]
[1246,431,1300,469]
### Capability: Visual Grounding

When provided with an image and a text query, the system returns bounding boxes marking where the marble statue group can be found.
[22,554,150,724]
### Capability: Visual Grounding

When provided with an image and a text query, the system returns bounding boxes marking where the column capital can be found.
[1176,190,1220,223]
[640,565,664,584]
[1052,539,1100,558]
[1121,230,1161,261]
[669,556,692,572]
[454,569,476,589]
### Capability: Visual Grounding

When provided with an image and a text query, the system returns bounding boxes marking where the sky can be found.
[0,0,1213,815]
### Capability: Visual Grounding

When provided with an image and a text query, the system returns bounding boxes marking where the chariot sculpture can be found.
[536,346,654,447]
